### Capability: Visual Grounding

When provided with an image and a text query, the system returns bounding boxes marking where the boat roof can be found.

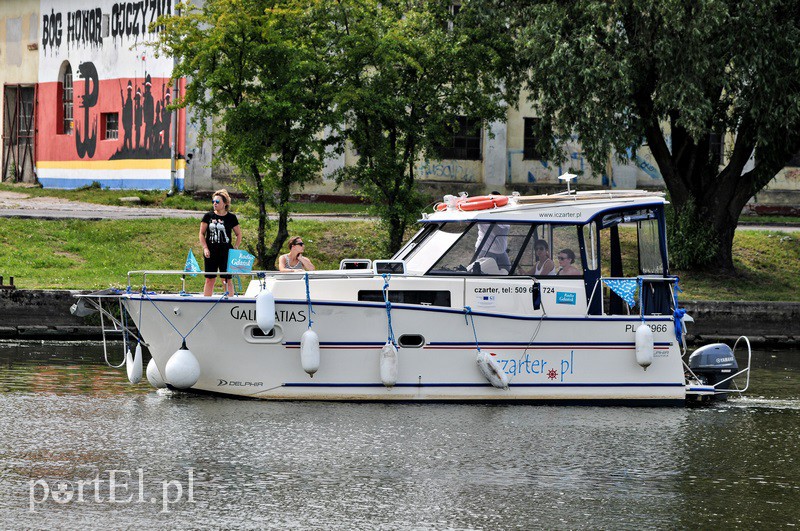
[421,190,668,224]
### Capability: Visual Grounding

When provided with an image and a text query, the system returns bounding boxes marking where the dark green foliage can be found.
[477,0,800,271]
[155,1,340,269]
[666,199,719,270]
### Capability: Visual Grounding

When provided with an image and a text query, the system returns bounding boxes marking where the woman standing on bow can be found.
[199,189,242,296]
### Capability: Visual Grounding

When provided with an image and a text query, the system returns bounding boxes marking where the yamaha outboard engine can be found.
[688,343,739,401]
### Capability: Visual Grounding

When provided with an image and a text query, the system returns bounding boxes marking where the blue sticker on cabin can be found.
[556,292,577,305]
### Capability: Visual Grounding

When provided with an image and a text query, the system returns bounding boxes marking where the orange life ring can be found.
[457,194,509,211]
[434,202,449,212]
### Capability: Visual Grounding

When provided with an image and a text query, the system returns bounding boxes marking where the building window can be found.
[788,149,800,167]
[434,116,482,160]
[441,2,461,31]
[709,132,723,169]
[61,64,73,135]
[102,113,119,140]
[523,117,543,160]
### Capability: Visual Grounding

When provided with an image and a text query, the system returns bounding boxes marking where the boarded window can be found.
[102,113,119,140]
[523,117,543,160]
[434,116,482,160]
[61,64,73,135]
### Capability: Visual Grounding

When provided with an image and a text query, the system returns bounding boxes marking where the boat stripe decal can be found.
[282,382,684,388]
[131,296,673,322]
[282,341,672,349]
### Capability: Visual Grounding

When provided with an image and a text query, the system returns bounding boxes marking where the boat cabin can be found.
[393,191,675,318]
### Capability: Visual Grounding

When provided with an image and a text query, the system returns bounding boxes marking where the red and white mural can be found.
[37,0,186,189]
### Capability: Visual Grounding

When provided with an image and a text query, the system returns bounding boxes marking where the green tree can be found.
[327,0,512,253]
[485,0,800,272]
[157,0,339,268]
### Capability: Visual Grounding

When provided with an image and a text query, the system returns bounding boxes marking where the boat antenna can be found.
[558,173,578,194]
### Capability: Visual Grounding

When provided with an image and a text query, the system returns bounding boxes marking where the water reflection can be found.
[0,341,797,529]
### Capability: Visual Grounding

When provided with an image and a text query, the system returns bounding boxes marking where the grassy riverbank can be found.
[1,217,799,301]
[0,182,369,215]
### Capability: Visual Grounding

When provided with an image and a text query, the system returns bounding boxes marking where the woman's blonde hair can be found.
[288,236,303,249]
[213,189,232,212]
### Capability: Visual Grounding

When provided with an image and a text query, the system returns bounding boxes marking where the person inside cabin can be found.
[532,240,555,276]
[474,191,510,272]
[199,189,242,296]
[279,236,316,272]
[555,248,581,276]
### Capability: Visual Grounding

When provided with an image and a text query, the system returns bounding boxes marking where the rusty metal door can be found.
[2,84,36,183]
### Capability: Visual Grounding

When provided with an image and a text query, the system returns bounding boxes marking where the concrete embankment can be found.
[0,289,798,347]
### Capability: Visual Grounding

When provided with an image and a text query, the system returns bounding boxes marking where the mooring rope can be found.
[142,288,228,343]
[463,306,481,352]
[382,274,397,346]
[304,272,315,330]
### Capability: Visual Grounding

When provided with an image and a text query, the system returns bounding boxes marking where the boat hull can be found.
[125,295,686,405]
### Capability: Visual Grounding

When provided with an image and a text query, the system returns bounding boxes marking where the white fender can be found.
[635,323,654,370]
[146,358,167,389]
[165,342,201,389]
[256,289,275,334]
[300,329,320,376]
[126,343,143,384]
[380,342,398,388]
[476,351,509,389]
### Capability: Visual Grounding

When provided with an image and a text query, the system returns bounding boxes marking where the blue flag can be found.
[227,249,255,274]
[184,249,201,276]
[603,278,638,308]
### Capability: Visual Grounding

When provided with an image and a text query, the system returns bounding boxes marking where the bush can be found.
[666,198,719,269]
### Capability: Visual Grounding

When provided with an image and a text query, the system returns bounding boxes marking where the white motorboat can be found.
[77,182,751,405]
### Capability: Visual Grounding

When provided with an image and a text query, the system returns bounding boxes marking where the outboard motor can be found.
[688,343,739,400]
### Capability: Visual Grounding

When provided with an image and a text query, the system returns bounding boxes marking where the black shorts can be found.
[204,248,231,279]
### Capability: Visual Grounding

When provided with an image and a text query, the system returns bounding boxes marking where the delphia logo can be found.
[29,468,195,513]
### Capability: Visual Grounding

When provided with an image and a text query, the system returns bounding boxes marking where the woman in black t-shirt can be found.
[199,189,242,296]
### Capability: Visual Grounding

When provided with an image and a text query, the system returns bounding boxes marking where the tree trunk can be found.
[388,211,406,255]
[251,163,269,269]
[264,150,293,270]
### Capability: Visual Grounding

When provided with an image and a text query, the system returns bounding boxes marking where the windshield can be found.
[406,221,585,277]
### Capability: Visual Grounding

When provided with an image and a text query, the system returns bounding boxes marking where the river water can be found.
[0,341,797,530]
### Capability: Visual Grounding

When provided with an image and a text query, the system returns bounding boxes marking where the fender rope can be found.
[143,288,228,343]
[463,306,481,352]
[304,272,315,329]
[382,274,396,347]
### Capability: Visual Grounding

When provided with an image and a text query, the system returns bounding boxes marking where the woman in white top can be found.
[532,241,555,276]
[278,236,316,272]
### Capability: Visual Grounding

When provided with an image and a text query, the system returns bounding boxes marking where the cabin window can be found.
[428,222,526,275]
[583,222,598,270]
[551,226,583,276]
[512,224,550,276]
[638,218,664,274]
[358,290,451,307]
[403,222,469,274]
[599,208,663,278]
[429,222,485,273]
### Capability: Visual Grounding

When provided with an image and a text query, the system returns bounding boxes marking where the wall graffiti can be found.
[41,1,172,52]
[416,160,477,182]
[114,73,174,159]
[75,62,99,158]
[37,1,185,189]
